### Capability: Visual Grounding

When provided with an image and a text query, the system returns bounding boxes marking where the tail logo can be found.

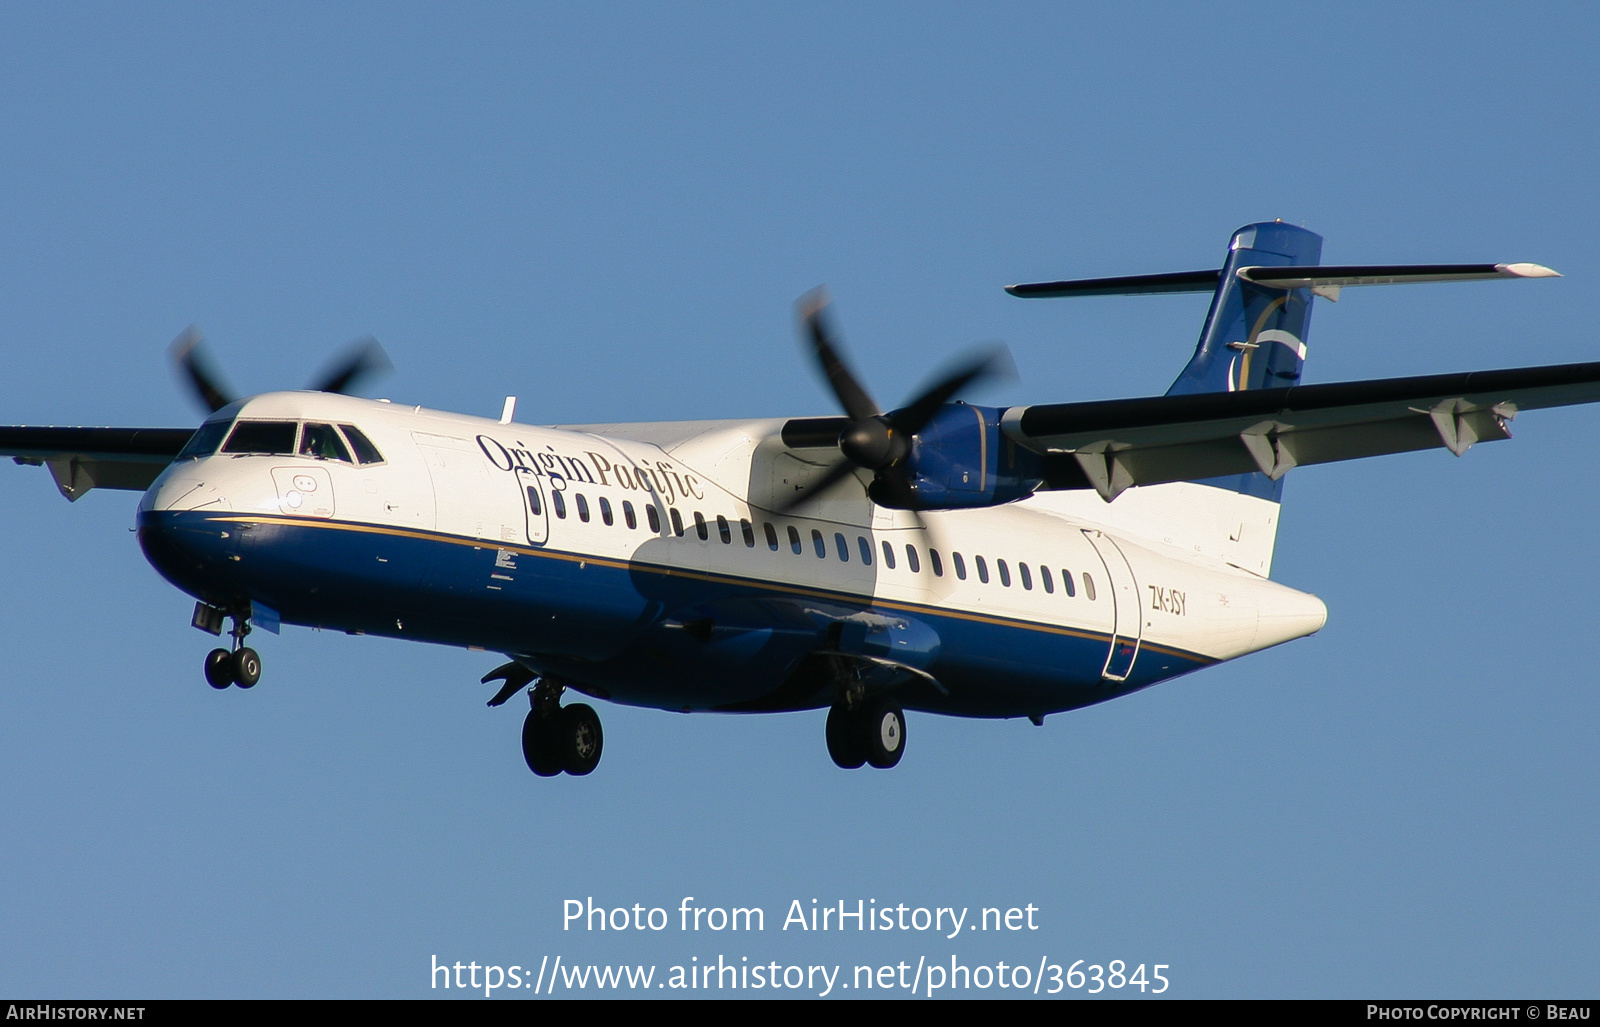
[1224,290,1305,391]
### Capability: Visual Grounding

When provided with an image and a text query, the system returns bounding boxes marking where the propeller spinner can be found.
[783,288,1013,511]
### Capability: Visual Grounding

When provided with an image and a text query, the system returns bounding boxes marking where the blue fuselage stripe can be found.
[138,510,1214,718]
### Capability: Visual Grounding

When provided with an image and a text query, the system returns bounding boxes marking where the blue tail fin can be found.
[1166,221,1323,500]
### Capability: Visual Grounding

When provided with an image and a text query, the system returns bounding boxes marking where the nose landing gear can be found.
[196,605,261,690]
[520,678,603,777]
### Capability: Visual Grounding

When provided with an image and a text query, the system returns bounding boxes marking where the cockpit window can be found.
[299,422,353,463]
[337,424,385,465]
[176,416,235,460]
[221,420,298,456]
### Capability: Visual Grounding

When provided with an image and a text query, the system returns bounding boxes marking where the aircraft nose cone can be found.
[137,510,240,607]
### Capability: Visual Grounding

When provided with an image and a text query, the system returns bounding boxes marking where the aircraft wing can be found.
[1005,359,1600,501]
[0,426,194,500]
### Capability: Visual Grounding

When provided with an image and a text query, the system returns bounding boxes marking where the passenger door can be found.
[1082,529,1143,682]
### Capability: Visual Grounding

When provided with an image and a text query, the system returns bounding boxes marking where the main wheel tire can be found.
[825,704,866,769]
[861,699,906,769]
[559,703,603,776]
[522,711,563,777]
[232,647,261,688]
[205,648,234,689]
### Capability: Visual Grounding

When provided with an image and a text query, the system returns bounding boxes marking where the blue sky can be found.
[1,2,1596,998]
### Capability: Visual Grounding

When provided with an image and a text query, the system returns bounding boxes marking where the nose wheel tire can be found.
[231,647,261,688]
[205,648,235,689]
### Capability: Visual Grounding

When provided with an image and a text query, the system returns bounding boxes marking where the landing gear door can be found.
[522,473,548,545]
[1082,529,1142,682]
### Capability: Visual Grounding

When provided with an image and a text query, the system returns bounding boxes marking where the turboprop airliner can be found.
[6,221,1599,777]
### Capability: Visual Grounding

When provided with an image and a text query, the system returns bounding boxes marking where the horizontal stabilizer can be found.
[1004,359,1600,502]
[1238,263,1559,297]
[1005,269,1221,298]
[1006,264,1557,301]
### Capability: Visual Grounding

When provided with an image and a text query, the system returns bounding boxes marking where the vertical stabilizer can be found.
[1165,221,1323,503]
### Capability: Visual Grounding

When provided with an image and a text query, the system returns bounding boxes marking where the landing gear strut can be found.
[825,695,906,770]
[199,607,261,690]
[521,678,604,777]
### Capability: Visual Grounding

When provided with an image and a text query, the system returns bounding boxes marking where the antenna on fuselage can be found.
[500,397,517,424]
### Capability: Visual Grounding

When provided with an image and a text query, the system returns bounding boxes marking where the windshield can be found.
[221,420,298,456]
[175,416,235,460]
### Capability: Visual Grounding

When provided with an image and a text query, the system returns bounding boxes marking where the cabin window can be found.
[599,497,613,526]
[811,529,826,558]
[835,533,849,562]
[647,505,661,533]
[1061,569,1075,597]
[905,544,920,573]
[552,491,567,519]
[789,525,803,555]
[718,515,732,544]
[1019,562,1032,590]
[299,422,352,463]
[1082,572,1096,601]
[881,540,896,569]
[929,548,943,577]
[741,519,755,547]
[858,537,872,565]
[765,522,779,551]
[623,501,637,530]
[222,420,297,456]
[952,552,966,580]
[575,494,590,522]
[670,508,685,536]
[976,556,990,584]
[1040,565,1054,594]
[525,486,542,516]
[338,424,385,465]
[178,416,234,459]
[997,559,1011,587]
[694,511,708,540]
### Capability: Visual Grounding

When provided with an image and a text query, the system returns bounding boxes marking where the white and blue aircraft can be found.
[6,222,1597,777]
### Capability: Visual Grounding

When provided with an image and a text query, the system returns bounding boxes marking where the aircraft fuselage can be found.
[137,390,1327,721]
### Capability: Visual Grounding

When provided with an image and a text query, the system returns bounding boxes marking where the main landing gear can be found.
[521,678,603,777]
[197,606,261,690]
[826,696,906,770]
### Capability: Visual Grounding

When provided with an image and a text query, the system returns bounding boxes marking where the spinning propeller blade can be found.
[170,326,237,415]
[169,329,391,417]
[308,336,392,396]
[779,290,1014,512]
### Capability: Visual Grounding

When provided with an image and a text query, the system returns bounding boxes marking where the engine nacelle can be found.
[882,403,1045,510]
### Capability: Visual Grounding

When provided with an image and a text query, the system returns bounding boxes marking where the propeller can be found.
[170,325,235,414]
[170,326,391,415]
[779,288,1014,512]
